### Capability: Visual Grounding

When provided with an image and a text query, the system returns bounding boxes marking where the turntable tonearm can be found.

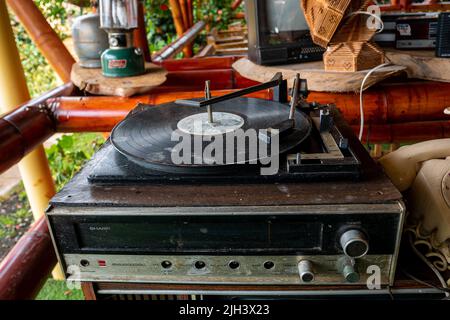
[46,74,404,288]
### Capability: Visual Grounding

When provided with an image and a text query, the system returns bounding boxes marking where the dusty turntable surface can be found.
[50,73,402,207]
[110,97,312,174]
[93,73,364,182]
[50,103,401,208]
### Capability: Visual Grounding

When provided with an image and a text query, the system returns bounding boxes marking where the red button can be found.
[98,260,106,267]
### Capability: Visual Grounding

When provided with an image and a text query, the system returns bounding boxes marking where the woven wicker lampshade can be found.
[301,0,385,72]
[324,42,384,72]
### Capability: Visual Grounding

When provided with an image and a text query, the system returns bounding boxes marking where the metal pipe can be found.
[0,216,57,300]
[6,0,75,82]
[152,21,206,62]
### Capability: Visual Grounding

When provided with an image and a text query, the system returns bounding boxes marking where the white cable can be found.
[358,63,391,141]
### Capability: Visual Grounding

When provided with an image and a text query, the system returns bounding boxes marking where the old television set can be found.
[245,0,324,65]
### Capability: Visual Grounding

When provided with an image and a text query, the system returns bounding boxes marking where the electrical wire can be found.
[358,63,391,140]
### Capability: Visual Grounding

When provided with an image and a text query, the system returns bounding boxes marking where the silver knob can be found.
[340,229,369,258]
[337,256,360,283]
[298,260,315,283]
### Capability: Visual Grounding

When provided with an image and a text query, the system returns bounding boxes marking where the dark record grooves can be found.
[111,97,312,174]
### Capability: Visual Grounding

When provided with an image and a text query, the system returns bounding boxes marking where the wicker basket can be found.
[302,0,385,72]
[301,0,378,47]
[301,0,352,48]
[323,41,384,72]
[330,0,378,44]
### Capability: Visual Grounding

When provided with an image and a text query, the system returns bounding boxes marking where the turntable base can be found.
[51,106,401,207]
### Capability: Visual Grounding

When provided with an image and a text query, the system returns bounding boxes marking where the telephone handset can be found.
[379,139,450,192]
[379,139,450,245]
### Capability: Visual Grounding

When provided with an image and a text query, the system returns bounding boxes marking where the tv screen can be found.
[261,0,310,46]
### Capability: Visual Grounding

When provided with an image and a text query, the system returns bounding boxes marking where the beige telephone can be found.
[379,139,450,245]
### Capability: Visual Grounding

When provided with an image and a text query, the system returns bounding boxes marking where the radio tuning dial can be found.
[339,229,369,259]
[298,260,315,283]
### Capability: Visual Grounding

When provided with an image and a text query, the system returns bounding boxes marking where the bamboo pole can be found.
[169,0,186,35]
[231,0,243,11]
[187,0,194,27]
[0,1,63,280]
[0,216,57,300]
[133,0,151,62]
[179,0,190,29]
[169,0,193,57]
[179,0,193,57]
[6,0,75,82]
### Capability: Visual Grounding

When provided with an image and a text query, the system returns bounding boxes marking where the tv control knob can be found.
[340,229,369,258]
[298,260,315,283]
[338,257,360,283]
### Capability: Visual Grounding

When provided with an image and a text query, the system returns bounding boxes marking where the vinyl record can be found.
[111,97,311,174]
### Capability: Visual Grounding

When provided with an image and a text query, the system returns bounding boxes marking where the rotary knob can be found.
[298,260,315,283]
[337,256,360,283]
[339,229,369,258]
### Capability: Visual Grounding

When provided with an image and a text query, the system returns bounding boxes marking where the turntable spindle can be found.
[205,80,213,123]
[289,73,300,121]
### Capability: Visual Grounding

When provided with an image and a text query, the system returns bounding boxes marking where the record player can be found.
[46,74,404,288]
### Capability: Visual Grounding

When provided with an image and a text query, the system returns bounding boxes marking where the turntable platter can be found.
[111,97,312,173]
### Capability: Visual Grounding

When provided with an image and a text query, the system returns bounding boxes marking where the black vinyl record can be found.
[111,97,311,174]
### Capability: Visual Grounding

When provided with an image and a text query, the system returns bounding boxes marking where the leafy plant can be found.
[0,134,104,240]
[9,1,80,97]
[143,0,239,55]
[144,0,178,53]
[194,0,235,30]
[46,133,105,190]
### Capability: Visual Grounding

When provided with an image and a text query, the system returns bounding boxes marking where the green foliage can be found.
[0,134,104,240]
[10,17,59,97]
[46,133,105,190]
[143,0,239,55]
[36,279,84,300]
[10,0,240,96]
[144,0,177,53]
[195,0,235,30]
[9,1,80,97]
[0,216,14,238]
